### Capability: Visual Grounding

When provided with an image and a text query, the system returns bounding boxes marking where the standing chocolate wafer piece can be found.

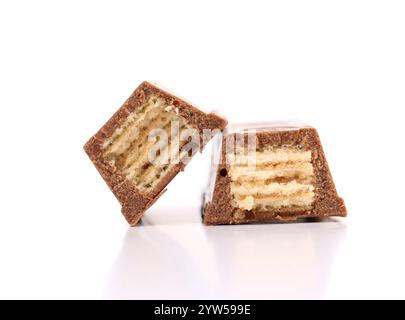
[84,81,227,225]
[203,123,346,225]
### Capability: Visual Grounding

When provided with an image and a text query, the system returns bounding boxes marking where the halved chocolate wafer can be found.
[84,81,227,225]
[203,122,346,225]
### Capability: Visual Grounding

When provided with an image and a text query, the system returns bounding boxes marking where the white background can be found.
[0,0,404,299]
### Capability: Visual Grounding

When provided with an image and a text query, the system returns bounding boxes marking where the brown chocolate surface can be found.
[203,123,347,225]
[84,81,227,225]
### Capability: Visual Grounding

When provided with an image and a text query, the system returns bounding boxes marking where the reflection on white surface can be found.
[104,207,346,299]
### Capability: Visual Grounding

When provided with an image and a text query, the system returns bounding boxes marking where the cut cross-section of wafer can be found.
[203,122,346,225]
[84,81,227,225]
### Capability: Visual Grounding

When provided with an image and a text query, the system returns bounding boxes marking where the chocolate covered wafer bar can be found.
[203,123,346,225]
[84,81,227,225]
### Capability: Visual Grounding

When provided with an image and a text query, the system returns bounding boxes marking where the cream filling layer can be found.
[232,180,314,196]
[229,162,314,181]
